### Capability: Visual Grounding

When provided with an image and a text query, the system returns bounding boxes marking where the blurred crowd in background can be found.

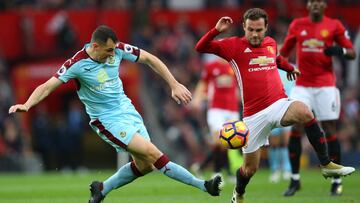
[0,0,359,172]
[1,0,360,10]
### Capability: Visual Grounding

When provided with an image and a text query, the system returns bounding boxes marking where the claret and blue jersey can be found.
[54,42,149,151]
[55,42,141,122]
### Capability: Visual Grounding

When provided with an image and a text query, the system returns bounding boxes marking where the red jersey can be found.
[201,60,239,111]
[280,16,353,87]
[196,28,289,117]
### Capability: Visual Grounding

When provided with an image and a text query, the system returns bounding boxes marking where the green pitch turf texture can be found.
[0,169,358,203]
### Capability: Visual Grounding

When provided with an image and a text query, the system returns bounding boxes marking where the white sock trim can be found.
[291,174,300,180]
[332,178,342,184]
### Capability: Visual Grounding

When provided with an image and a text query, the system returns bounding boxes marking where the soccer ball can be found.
[219,119,249,149]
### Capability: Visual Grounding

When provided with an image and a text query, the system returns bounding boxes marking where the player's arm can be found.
[9,77,63,114]
[324,20,356,59]
[195,16,233,54]
[137,49,192,105]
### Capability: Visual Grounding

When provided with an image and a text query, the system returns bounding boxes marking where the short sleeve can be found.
[116,42,140,62]
[55,59,79,83]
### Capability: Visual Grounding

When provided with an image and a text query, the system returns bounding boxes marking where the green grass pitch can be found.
[0,169,359,203]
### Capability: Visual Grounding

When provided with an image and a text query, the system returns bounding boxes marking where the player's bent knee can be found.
[302,109,314,124]
[294,102,314,125]
[141,144,163,163]
[147,149,163,163]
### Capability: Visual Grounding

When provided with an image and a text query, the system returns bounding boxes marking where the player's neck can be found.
[86,47,104,63]
[310,14,323,23]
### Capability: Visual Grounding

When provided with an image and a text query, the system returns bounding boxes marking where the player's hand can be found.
[8,104,29,114]
[324,46,344,56]
[171,83,192,105]
[287,69,301,81]
[215,16,233,33]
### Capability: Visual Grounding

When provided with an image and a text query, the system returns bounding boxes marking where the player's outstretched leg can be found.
[154,155,223,196]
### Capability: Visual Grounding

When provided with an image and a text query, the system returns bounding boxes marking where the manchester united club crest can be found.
[320,29,329,38]
[267,46,275,54]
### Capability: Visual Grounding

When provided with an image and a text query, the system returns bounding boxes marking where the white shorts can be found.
[207,108,239,134]
[242,98,295,154]
[290,86,340,121]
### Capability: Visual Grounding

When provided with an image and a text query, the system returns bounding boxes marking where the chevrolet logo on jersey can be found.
[302,39,324,48]
[249,56,275,66]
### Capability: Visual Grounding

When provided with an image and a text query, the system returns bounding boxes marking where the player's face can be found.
[94,38,116,62]
[243,18,267,47]
[307,0,326,16]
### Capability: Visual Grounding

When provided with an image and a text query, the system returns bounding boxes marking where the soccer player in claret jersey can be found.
[8,25,222,203]
[280,0,356,197]
[195,8,355,203]
[192,55,240,177]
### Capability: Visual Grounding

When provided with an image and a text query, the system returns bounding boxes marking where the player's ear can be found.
[242,22,246,31]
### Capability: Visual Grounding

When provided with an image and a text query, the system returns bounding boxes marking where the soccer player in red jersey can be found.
[195,8,355,203]
[192,55,240,177]
[280,0,356,196]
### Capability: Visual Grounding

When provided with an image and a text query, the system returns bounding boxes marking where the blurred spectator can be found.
[131,0,152,50]
[101,0,129,9]
[19,7,34,58]
[167,0,204,10]
[0,118,23,171]
[59,99,87,171]
[347,27,360,87]
[46,11,77,56]
[31,105,56,171]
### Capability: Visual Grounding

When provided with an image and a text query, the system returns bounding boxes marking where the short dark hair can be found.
[91,25,118,44]
[243,8,268,26]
